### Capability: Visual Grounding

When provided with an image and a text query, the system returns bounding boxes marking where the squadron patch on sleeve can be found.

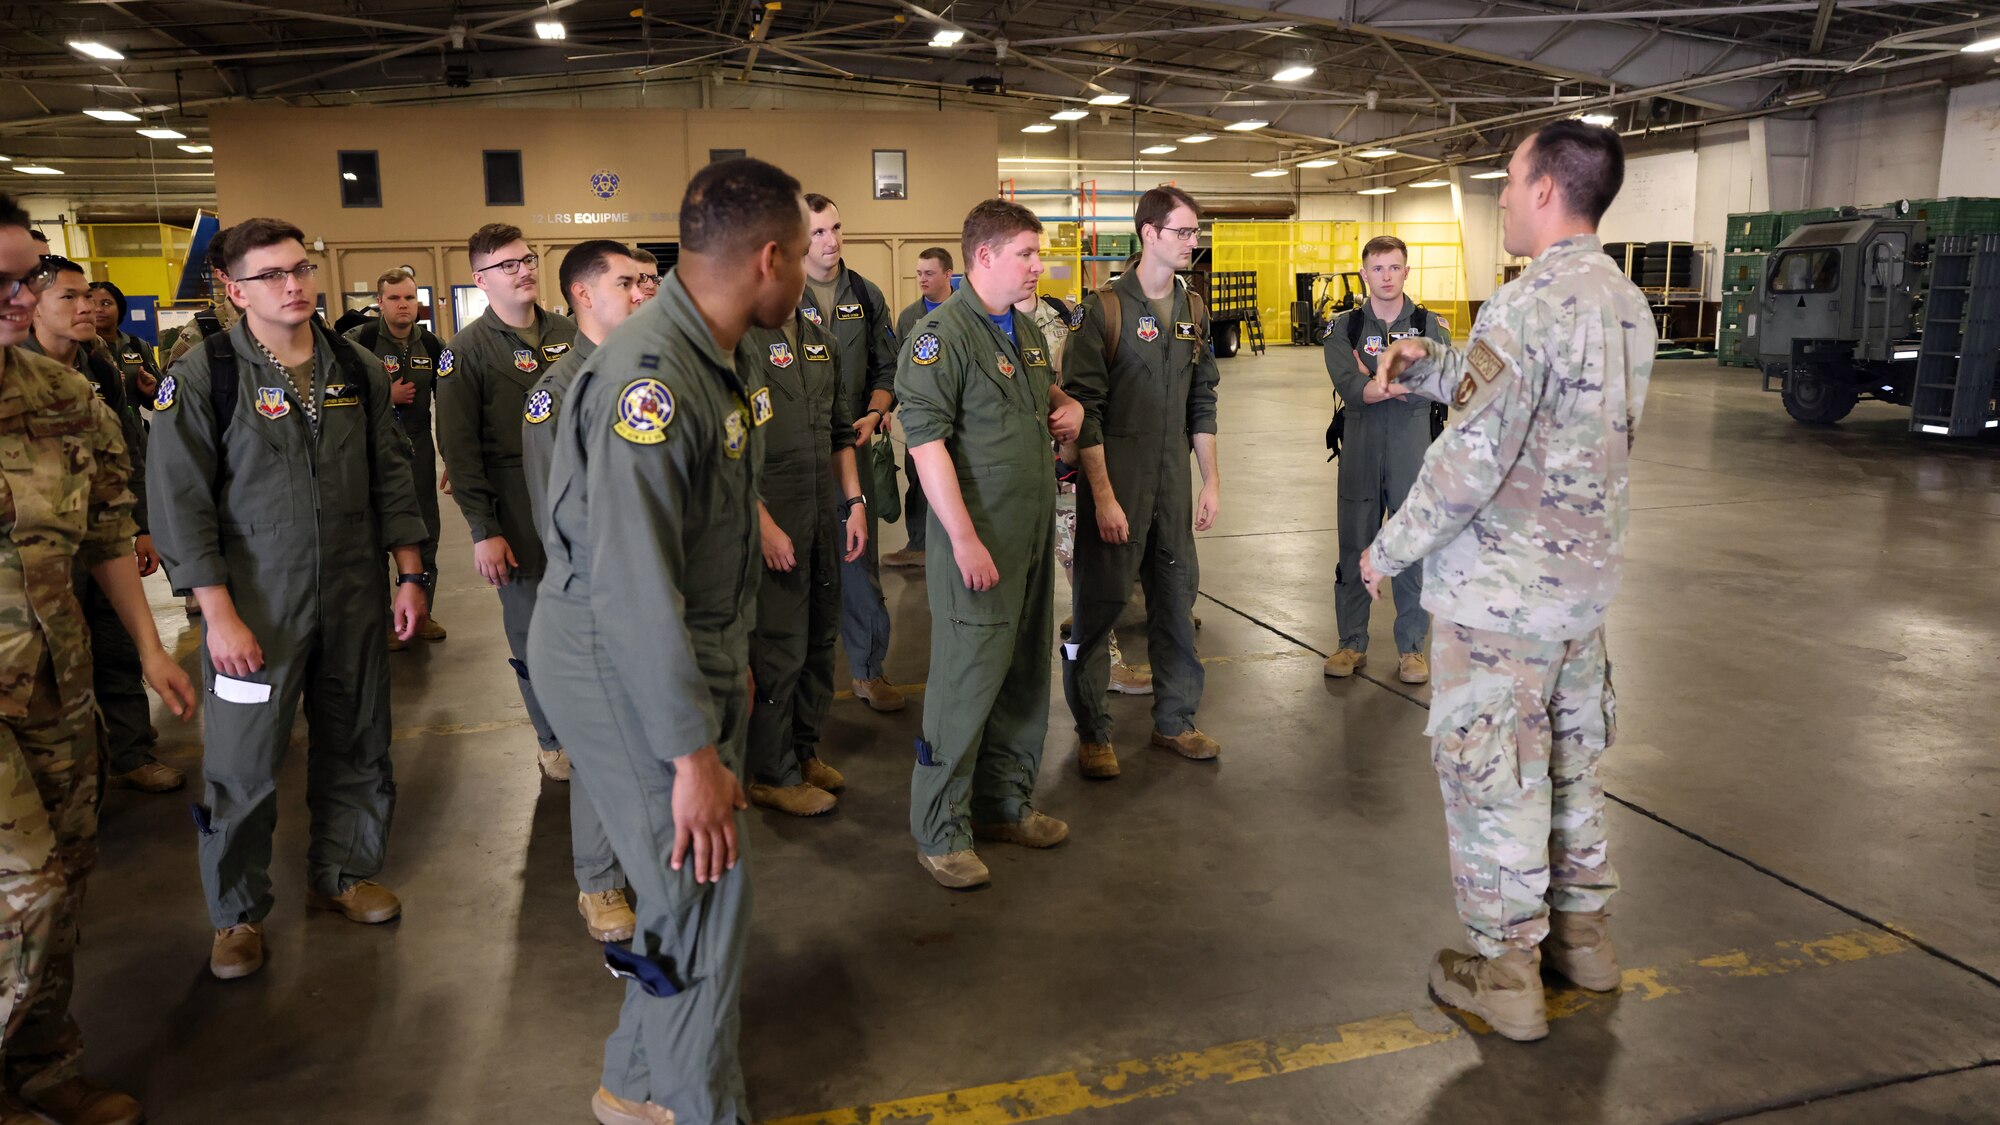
[723,409,749,458]
[524,388,553,424]
[153,374,177,411]
[1467,339,1506,383]
[1068,305,1086,330]
[911,333,941,366]
[438,349,455,377]
[613,378,674,445]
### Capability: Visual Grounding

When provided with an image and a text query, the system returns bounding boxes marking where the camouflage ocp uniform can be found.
[0,345,136,1097]
[1366,234,1655,959]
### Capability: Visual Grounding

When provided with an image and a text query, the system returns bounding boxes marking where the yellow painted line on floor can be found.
[830,649,1305,702]
[760,926,1913,1125]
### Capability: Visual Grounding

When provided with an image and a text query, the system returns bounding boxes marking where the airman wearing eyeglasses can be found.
[434,223,578,783]
[631,246,662,304]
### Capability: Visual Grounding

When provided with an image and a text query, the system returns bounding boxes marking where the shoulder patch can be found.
[524,388,553,424]
[153,374,177,411]
[612,378,674,444]
[750,386,774,426]
[1467,339,1506,383]
[438,349,455,377]
[1068,305,1086,330]
[911,332,941,366]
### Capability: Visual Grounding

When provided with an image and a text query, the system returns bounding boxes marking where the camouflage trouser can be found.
[1427,621,1619,958]
[1054,489,1123,666]
[0,664,102,1097]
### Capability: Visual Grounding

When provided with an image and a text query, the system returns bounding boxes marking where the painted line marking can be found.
[760,927,1912,1125]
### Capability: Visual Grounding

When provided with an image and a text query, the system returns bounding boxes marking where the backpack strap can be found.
[1184,283,1209,343]
[201,316,238,457]
[1096,284,1121,366]
[1344,309,1363,351]
[1411,305,1431,336]
[357,320,382,352]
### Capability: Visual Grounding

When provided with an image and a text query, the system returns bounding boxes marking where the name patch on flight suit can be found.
[542,342,571,361]
[1174,322,1197,341]
[1136,315,1160,342]
[723,409,749,459]
[514,349,538,373]
[411,355,433,370]
[323,383,361,408]
[768,342,795,369]
[835,303,864,321]
[256,387,291,420]
[802,307,823,326]
[750,387,774,426]
[911,333,941,366]
[438,349,455,377]
[1023,347,1047,367]
[122,350,142,364]
[803,344,830,362]
[153,375,177,411]
[996,353,1015,378]
[524,389,553,424]
[382,354,401,375]
[1364,335,1384,357]
[613,378,674,445]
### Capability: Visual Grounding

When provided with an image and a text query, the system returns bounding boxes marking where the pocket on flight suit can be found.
[1600,659,1618,749]
[1431,694,1525,807]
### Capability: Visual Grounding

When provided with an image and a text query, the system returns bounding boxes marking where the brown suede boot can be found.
[1077,741,1119,779]
[1548,909,1621,991]
[1428,947,1548,1041]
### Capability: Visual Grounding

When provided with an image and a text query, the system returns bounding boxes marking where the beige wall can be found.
[209,105,997,332]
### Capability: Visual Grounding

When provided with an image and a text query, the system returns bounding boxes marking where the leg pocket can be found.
[1432,695,1524,807]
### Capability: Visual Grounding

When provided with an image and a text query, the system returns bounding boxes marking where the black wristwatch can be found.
[840,496,867,517]
[397,573,431,587]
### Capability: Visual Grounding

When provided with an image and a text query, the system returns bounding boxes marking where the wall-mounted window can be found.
[338,150,381,208]
[484,150,525,207]
[873,150,907,200]
[708,148,746,164]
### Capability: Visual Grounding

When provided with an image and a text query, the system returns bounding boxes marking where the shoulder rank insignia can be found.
[381,354,401,376]
[750,387,774,426]
[613,378,674,445]
[1023,347,1047,366]
[1174,321,1197,341]
[1136,315,1160,342]
[524,388,553,424]
[255,386,291,420]
[912,332,941,366]
[804,343,830,362]
[996,352,1016,378]
[514,348,538,373]
[438,348,455,377]
[153,374,177,411]
[723,409,749,458]
[768,341,795,369]
[835,302,864,321]
[323,383,361,408]
[542,342,571,361]
[802,306,823,326]
[1467,339,1506,383]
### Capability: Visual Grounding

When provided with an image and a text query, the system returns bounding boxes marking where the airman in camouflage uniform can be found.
[1364,122,1655,1042]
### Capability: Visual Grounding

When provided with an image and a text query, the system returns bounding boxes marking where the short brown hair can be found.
[1361,235,1407,263]
[1135,186,1200,239]
[467,223,524,266]
[375,268,416,294]
[918,246,954,271]
[805,193,837,215]
[961,199,1042,267]
[217,218,305,276]
[631,247,658,269]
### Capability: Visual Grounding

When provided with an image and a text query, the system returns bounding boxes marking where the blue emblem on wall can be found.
[591,170,621,200]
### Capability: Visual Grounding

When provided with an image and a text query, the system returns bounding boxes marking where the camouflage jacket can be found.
[0,346,137,718]
[1367,234,1656,641]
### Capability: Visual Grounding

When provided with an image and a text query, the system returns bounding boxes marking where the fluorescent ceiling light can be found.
[16,166,63,176]
[1251,168,1288,177]
[1577,113,1616,127]
[1088,93,1130,105]
[1140,144,1177,155]
[1223,119,1268,131]
[137,128,186,140]
[342,171,359,181]
[1962,35,2000,53]
[1355,147,1398,159]
[0,155,10,163]
[1050,109,1089,121]
[1272,64,1315,82]
[178,144,213,154]
[84,108,140,122]
[930,29,964,47]
[1021,123,1058,133]
[534,21,566,40]
[1179,134,1215,143]
[1357,186,1396,195]
[1411,179,1449,188]
[69,40,123,61]
[1470,169,1508,179]
[1298,158,1336,168]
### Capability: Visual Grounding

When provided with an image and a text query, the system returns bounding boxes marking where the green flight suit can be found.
[800,265,894,680]
[517,335,623,895]
[526,272,764,1124]
[892,297,938,551]
[1059,275,1220,744]
[1324,298,1451,655]
[346,319,444,597]
[148,320,427,927]
[105,330,161,413]
[436,306,577,753]
[742,313,853,787]
[896,289,1057,855]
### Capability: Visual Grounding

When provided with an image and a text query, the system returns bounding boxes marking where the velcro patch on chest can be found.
[995,352,1015,378]
[542,342,571,361]
[1364,334,1384,357]
[1174,321,1196,341]
[1023,347,1047,367]
[750,387,774,426]
[323,383,361,407]
[768,341,795,369]
[804,343,830,362]
[256,387,291,419]
[835,303,864,320]
[802,307,823,326]
[1467,339,1507,383]
[411,355,433,369]
[524,388,553,424]
[1136,316,1160,342]
[514,348,538,373]
[121,351,142,363]
[381,355,401,375]
[723,409,749,458]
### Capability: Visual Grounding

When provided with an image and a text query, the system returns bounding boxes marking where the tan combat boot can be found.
[306,879,402,923]
[22,1077,143,1125]
[387,630,409,652]
[881,547,925,568]
[851,677,907,712]
[110,760,185,792]
[973,809,1070,848]
[1151,728,1220,760]
[419,616,448,641]
[747,782,837,817]
[1322,648,1366,678]
[918,849,991,889]
[1398,652,1430,684]
[1108,662,1154,695]
[539,748,572,781]
[1077,741,1120,779]
[1429,948,1548,1041]
[209,922,264,980]
[592,1086,675,1125]
[801,757,845,792]
[1548,909,1621,991]
[578,889,637,943]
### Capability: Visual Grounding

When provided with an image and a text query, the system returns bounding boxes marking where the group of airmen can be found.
[0,114,1651,1125]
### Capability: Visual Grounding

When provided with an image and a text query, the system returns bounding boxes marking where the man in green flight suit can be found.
[148,217,431,980]
[437,223,578,781]
[527,156,803,1125]
[898,199,1085,890]
[347,268,449,646]
[522,238,647,946]
[1323,234,1453,685]
[742,285,868,818]
[1059,186,1224,780]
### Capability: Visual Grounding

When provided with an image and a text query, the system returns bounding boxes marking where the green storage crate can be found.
[1775,208,1841,241]
[1909,197,2000,237]
[1725,212,1781,253]
[1722,252,1765,293]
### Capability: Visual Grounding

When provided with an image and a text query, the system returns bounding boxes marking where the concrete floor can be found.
[79,352,1999,1124]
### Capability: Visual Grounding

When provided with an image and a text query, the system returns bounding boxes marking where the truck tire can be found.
[1781,371,1859,424]
[1213,321,1240,358]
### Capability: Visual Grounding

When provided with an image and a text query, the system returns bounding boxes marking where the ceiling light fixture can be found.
[178,143,214,154]
[1470,169,1509,179]
[1087,93,1130,105]
[1140,144,1177,155]
[0,156,11,163]
[1355,147,1398,159]
[1223,119,1268,131]
[1357,186,1395,195]
[137,127,186,140]
[69,40,124,60]
[1962,35,2000,53]
[342,171,359,180]
[1272,64,1315,83]
[1251,168,1288,177]
[1298,158,1337,168]
[534,21,566,40]
[1021,123,1057,133]
[16,166,64,176]
[1179,133,1215,143]
[930,28,964,47]
[83,108,140,122]
[1782,88,1826,106]
[1411,179,1449,188]
[1577,112,1616,127]
[1050,109,1089,121]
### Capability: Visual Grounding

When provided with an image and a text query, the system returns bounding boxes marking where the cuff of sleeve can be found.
[902,422,951,449]
[1364,541,1405,579]
[1075,420,1104,449]
[163,554,230,590]
[383,515,430,550]
[1189,419,1218,437]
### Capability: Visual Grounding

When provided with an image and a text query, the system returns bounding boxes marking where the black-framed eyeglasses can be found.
[1159,225,1201,242]
[636,272,660,287]
[1,257,59,301]
[475,253,539,277]
[233,262,320,288]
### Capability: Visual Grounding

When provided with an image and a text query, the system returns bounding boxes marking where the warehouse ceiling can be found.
[5,0,2000,207]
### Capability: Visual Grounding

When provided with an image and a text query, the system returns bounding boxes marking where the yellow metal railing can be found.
[1212,220,1471,345]
[79,223,193,305]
